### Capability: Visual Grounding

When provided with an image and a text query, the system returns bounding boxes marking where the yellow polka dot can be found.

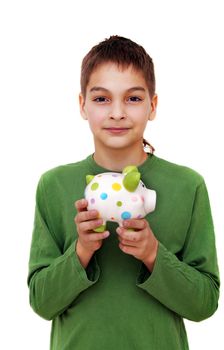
[112,183,122,191]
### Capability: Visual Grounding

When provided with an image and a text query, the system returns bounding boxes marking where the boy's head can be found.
[80,35,156,102]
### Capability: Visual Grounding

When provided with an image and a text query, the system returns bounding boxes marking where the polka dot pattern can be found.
[100,193,108,200]
[112,183,122,191]
[121,211,131,220]
[91,182,99,191]
[87,172,148,224]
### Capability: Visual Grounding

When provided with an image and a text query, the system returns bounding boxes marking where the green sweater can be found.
[28,153,220,350]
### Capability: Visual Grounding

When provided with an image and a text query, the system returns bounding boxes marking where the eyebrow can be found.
[89,86,146,93]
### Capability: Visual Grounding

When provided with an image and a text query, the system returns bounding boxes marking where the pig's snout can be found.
[144,189,156,214]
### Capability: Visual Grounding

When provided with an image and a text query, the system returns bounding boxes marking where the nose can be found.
[144,189,156,214]
[110,114,126,120]
[109,101,127,120]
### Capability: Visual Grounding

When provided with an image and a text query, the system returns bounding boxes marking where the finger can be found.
[75,209,99,224]
[117,227,142,242]
[118,236,140,247]
[85,231,110,242]
[75,199,88,212]
[122,219,147,231]
[119,243,139,256]
[79,218,103,232]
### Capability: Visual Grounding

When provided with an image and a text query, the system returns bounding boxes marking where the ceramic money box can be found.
[84,165,156,232]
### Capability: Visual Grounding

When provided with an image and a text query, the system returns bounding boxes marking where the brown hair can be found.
[80,35,155,154]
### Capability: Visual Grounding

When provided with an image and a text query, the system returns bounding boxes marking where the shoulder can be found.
[37,157,88,189]
[152,155,205,189]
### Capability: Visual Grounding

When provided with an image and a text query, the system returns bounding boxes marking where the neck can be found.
[93,142,148,172]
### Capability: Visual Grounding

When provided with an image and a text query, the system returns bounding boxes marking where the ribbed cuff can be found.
[73,240,100,285]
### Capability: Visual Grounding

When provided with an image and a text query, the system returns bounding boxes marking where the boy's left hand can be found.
[116,219,158,272]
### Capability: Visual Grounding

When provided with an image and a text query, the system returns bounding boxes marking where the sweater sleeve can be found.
[136,180,220,322]
[27,176,100,321]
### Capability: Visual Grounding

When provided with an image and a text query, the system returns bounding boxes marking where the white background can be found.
[0,0,223,348]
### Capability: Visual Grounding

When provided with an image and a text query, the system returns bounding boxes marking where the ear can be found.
[79,93,88,120]
[86,175,95,185]
[123,171,140,192]
[122,165,138,175]
[148,94,158,121]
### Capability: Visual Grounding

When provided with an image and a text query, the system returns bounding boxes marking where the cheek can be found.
[86,108,106,128]
[126,104,149,119]
[131,109,149,130]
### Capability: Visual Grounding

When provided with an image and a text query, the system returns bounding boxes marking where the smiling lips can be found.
[104,127,130,134]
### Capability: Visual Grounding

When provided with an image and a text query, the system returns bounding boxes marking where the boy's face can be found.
[79,62,157,152]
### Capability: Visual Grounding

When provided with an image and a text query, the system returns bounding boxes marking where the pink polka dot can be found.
[137,214,142,218]
[131,196,138,202]
[90,198,95,204]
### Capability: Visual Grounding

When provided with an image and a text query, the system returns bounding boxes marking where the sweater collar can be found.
[85,152,156,176]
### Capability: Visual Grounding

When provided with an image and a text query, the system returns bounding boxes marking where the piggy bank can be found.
[84,165,156,232]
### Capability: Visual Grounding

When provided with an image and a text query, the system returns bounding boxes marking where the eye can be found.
[93,96,109,103]
[128,96,142,102]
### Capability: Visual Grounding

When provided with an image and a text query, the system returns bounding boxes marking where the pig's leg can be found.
[93,220,106,233]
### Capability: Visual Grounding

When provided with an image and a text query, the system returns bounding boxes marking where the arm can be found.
[27,176,100,321]
[74,198,110,268]
[137,181,220,321]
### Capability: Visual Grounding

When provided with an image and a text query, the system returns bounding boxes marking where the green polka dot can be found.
[91,182,99,191]
[116,201,122,207]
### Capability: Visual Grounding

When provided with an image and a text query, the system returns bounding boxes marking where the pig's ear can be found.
[122,165,138,175]
[86,175,95,185]
[123,172,140,192]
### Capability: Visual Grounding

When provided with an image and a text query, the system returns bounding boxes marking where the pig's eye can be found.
[141,183,145,188]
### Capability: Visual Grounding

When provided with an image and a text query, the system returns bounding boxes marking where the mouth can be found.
[103,127,130,134]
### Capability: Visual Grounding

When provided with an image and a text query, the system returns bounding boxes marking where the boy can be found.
[28,35,220,349]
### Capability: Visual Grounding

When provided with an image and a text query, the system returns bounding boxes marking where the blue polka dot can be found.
[100,192,108,200]
[121,211,131,220]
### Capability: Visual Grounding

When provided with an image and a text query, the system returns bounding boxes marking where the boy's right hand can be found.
[74,199,110,268]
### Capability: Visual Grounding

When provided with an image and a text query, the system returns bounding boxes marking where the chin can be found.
[103,139,134,150]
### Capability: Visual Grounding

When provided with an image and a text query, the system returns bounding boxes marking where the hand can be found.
[74,199,110,268]
[116,219,158,272]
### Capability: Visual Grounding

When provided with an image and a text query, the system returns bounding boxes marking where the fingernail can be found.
[104,231,110,237]
[117,227,121,234]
